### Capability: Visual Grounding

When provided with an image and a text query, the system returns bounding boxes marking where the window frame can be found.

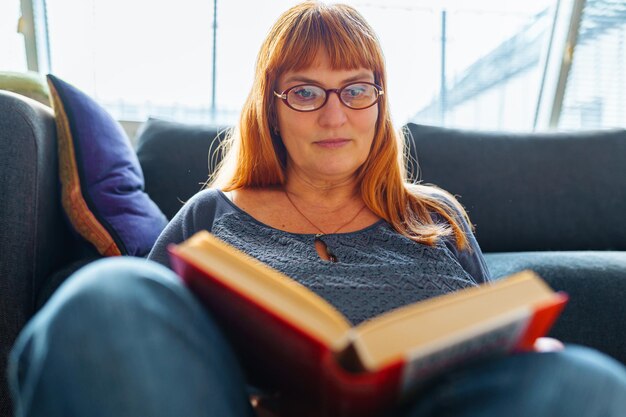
[534,0,586,130]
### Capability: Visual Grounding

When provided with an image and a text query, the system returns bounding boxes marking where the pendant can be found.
[314,234,337,263]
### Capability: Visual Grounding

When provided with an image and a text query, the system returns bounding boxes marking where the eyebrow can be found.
[283,72,374,85]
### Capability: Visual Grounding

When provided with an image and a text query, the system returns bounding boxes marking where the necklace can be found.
[284,190,367,262]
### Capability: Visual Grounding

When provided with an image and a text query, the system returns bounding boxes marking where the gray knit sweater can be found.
[148,189,491,325]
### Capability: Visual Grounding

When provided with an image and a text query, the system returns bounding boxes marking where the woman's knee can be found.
[551,345,626,392]
[531,346,626,415]
[488,346,626,416]
[45,257,185,317]
[50,257,183,307]
[15,257,200,351]
[9,257,254,417]
[9,256,234,385]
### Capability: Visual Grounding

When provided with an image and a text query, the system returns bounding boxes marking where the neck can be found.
[284,166,362,211]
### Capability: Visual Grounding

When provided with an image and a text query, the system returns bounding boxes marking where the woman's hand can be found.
[533,337,565,352]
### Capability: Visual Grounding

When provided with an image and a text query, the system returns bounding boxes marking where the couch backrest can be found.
[135,119,229,220]
[135,118,626,253]
[405,123,626,252]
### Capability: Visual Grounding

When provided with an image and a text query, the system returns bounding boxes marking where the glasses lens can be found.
[287,85,326,111]
[340,83,378,109]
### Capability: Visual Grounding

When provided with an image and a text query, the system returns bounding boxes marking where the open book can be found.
[168,230,568,417]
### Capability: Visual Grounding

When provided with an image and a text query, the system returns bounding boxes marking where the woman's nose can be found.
[318,92,348,127]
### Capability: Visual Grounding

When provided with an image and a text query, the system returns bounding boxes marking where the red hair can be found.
[209,1,470,249]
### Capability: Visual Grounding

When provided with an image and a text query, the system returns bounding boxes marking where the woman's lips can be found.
[314,138,351,149]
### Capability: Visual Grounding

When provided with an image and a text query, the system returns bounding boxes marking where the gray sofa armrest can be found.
[0,91,76,416]
[486,251,626,364]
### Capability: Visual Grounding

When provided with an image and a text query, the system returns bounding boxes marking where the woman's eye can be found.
[293,87,318,100]
[345,87,365,97]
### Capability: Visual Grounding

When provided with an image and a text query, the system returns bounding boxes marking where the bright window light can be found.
[0,0,28,71]
[559,0,626,130]
[43,0,556,130]
[46,0,213,121]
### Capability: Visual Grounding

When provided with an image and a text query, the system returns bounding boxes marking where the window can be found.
[211,0,299,124]
[405,0,556,131]
[40,0,561,129]
[45,0,214,122]
[0,0,27,71]
[30,0,624,130]
[559,0,626,130]
[218,0,558,129]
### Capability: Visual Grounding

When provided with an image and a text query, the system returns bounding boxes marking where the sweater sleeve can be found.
[443,213,492,284]
[429,191,492,284]
[147,189,222,269]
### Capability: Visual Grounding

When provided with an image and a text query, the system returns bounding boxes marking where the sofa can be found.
[1,89,625,416]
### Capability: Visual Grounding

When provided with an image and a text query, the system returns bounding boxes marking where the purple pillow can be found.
[47,74,167,256]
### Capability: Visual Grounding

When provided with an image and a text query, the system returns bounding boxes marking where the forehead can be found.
[278,52,374,86]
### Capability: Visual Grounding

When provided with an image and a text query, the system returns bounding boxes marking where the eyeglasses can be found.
[273,82,384,112]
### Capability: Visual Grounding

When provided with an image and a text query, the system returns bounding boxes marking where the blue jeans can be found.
[8,258,626,417]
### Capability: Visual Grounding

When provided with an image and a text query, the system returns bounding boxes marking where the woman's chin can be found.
[318,157,366,174]
[296,167,358,186]
[287,158,365,185]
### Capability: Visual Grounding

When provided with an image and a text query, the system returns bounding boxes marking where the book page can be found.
[399,307,530,394]
[349,271,558,370]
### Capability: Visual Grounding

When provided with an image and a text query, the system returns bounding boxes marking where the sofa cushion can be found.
[405,123,626,252]
[485,251,626,364]
[47,74,168,256]
[135,119,229,220]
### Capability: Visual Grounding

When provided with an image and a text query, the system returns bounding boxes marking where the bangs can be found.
[270,4,383,77]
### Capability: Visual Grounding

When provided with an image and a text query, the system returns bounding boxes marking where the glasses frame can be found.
[273,82,384,112]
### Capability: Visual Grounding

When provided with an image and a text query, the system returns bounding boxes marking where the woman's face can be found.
[275,53,379,184]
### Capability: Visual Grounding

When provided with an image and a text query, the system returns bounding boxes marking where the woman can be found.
[9,2,625,417]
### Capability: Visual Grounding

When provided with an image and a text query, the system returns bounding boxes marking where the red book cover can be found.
[170,251,405,417]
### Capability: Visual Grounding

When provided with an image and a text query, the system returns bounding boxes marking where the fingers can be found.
[534,337,565,352]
